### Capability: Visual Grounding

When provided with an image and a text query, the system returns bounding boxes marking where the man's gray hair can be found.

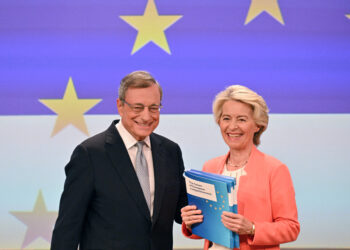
[118,70,163,101]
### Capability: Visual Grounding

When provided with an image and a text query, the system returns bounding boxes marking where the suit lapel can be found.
[105,121,151,222]
[237,145,260,217]
[150,134,166,225]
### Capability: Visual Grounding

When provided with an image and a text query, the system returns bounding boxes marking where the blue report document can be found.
[184,169,240,249]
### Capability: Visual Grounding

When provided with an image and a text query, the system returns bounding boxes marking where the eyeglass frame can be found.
[121,99,163,114]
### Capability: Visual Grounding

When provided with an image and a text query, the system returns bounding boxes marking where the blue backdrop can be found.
[1,0,350,249]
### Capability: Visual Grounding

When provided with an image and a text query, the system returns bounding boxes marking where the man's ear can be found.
[117,98,123,115]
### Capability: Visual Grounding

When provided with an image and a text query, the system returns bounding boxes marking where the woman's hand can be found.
[221,211,254,235]
[181,205,203,229]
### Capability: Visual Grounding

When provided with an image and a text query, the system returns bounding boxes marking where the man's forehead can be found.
[124,85,161,102]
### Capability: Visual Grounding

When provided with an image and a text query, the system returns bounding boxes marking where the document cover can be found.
[185,169,240,249]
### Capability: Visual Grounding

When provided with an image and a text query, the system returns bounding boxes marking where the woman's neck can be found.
[227,145,253,170]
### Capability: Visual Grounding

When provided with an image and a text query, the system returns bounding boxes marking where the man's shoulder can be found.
[80,130,106,147]
[151,132,178,147]
[79,121,118,149]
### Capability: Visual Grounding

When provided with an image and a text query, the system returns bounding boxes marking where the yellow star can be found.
[10,190,58,249]
[245,0,284,25]
[120,0,182,54]
[39,77,102,137]
[346,14,350,19]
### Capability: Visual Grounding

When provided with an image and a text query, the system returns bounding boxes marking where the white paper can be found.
[185,176,217,202]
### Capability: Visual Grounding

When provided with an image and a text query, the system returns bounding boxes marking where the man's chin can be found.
[133,122,158,138]
[135,129,153,139]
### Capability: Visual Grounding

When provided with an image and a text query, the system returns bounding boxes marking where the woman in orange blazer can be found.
[181,85,300,250]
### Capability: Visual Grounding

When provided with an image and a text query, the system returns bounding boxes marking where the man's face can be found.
[117,84,161,141]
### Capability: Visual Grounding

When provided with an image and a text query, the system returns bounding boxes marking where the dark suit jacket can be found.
[51,120,188,250]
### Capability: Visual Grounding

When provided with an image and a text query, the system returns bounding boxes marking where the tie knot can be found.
[136,141,145,150]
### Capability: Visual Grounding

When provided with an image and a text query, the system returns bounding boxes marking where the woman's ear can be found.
[255,125,261,133]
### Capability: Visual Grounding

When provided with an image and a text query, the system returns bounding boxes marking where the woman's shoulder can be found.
[202,154,227,172]
[255,147,288,172]
[262,151,283,166]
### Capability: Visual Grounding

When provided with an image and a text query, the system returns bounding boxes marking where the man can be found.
[51,71,188,250]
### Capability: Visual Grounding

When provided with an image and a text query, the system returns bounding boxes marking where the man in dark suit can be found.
[51,71,188,250]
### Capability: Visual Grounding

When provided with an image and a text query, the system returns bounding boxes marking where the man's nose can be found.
[139,107,152,120]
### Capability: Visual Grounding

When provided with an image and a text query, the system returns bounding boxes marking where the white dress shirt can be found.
[116,121,155,217]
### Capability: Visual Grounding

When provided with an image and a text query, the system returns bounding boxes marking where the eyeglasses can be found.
[122,100,162,114]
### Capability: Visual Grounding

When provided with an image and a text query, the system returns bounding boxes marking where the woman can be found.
[181,85,300,250]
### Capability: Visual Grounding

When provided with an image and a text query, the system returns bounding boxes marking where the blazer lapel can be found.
[105,121,151,222]
[237,145,259,217]
[150,134,166,225]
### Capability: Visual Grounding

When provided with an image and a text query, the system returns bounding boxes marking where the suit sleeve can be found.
[174,143,188,224]
[249,164,300,246]
[51,144,94,250]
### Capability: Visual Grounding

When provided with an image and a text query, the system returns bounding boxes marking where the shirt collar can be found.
[116,120,151,149]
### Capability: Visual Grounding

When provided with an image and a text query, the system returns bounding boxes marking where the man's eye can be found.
[133,106,144,111]
[149,106,159,112]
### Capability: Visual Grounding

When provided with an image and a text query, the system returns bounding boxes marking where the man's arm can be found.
[51,144,94,250]
[174,143,188,224]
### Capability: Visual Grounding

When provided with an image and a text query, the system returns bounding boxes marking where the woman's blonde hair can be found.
[212,85,269,145]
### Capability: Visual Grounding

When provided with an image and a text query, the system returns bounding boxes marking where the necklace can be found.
[227,159,248,169]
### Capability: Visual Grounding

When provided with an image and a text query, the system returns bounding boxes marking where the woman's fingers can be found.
[221,212,252,234]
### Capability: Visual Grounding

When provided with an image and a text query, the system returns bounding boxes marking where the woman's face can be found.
[219,100,260,151]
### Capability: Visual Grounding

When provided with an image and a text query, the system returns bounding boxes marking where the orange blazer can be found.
[182,146,300,250]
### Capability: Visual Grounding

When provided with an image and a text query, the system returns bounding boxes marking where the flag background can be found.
[1,0,350,248]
